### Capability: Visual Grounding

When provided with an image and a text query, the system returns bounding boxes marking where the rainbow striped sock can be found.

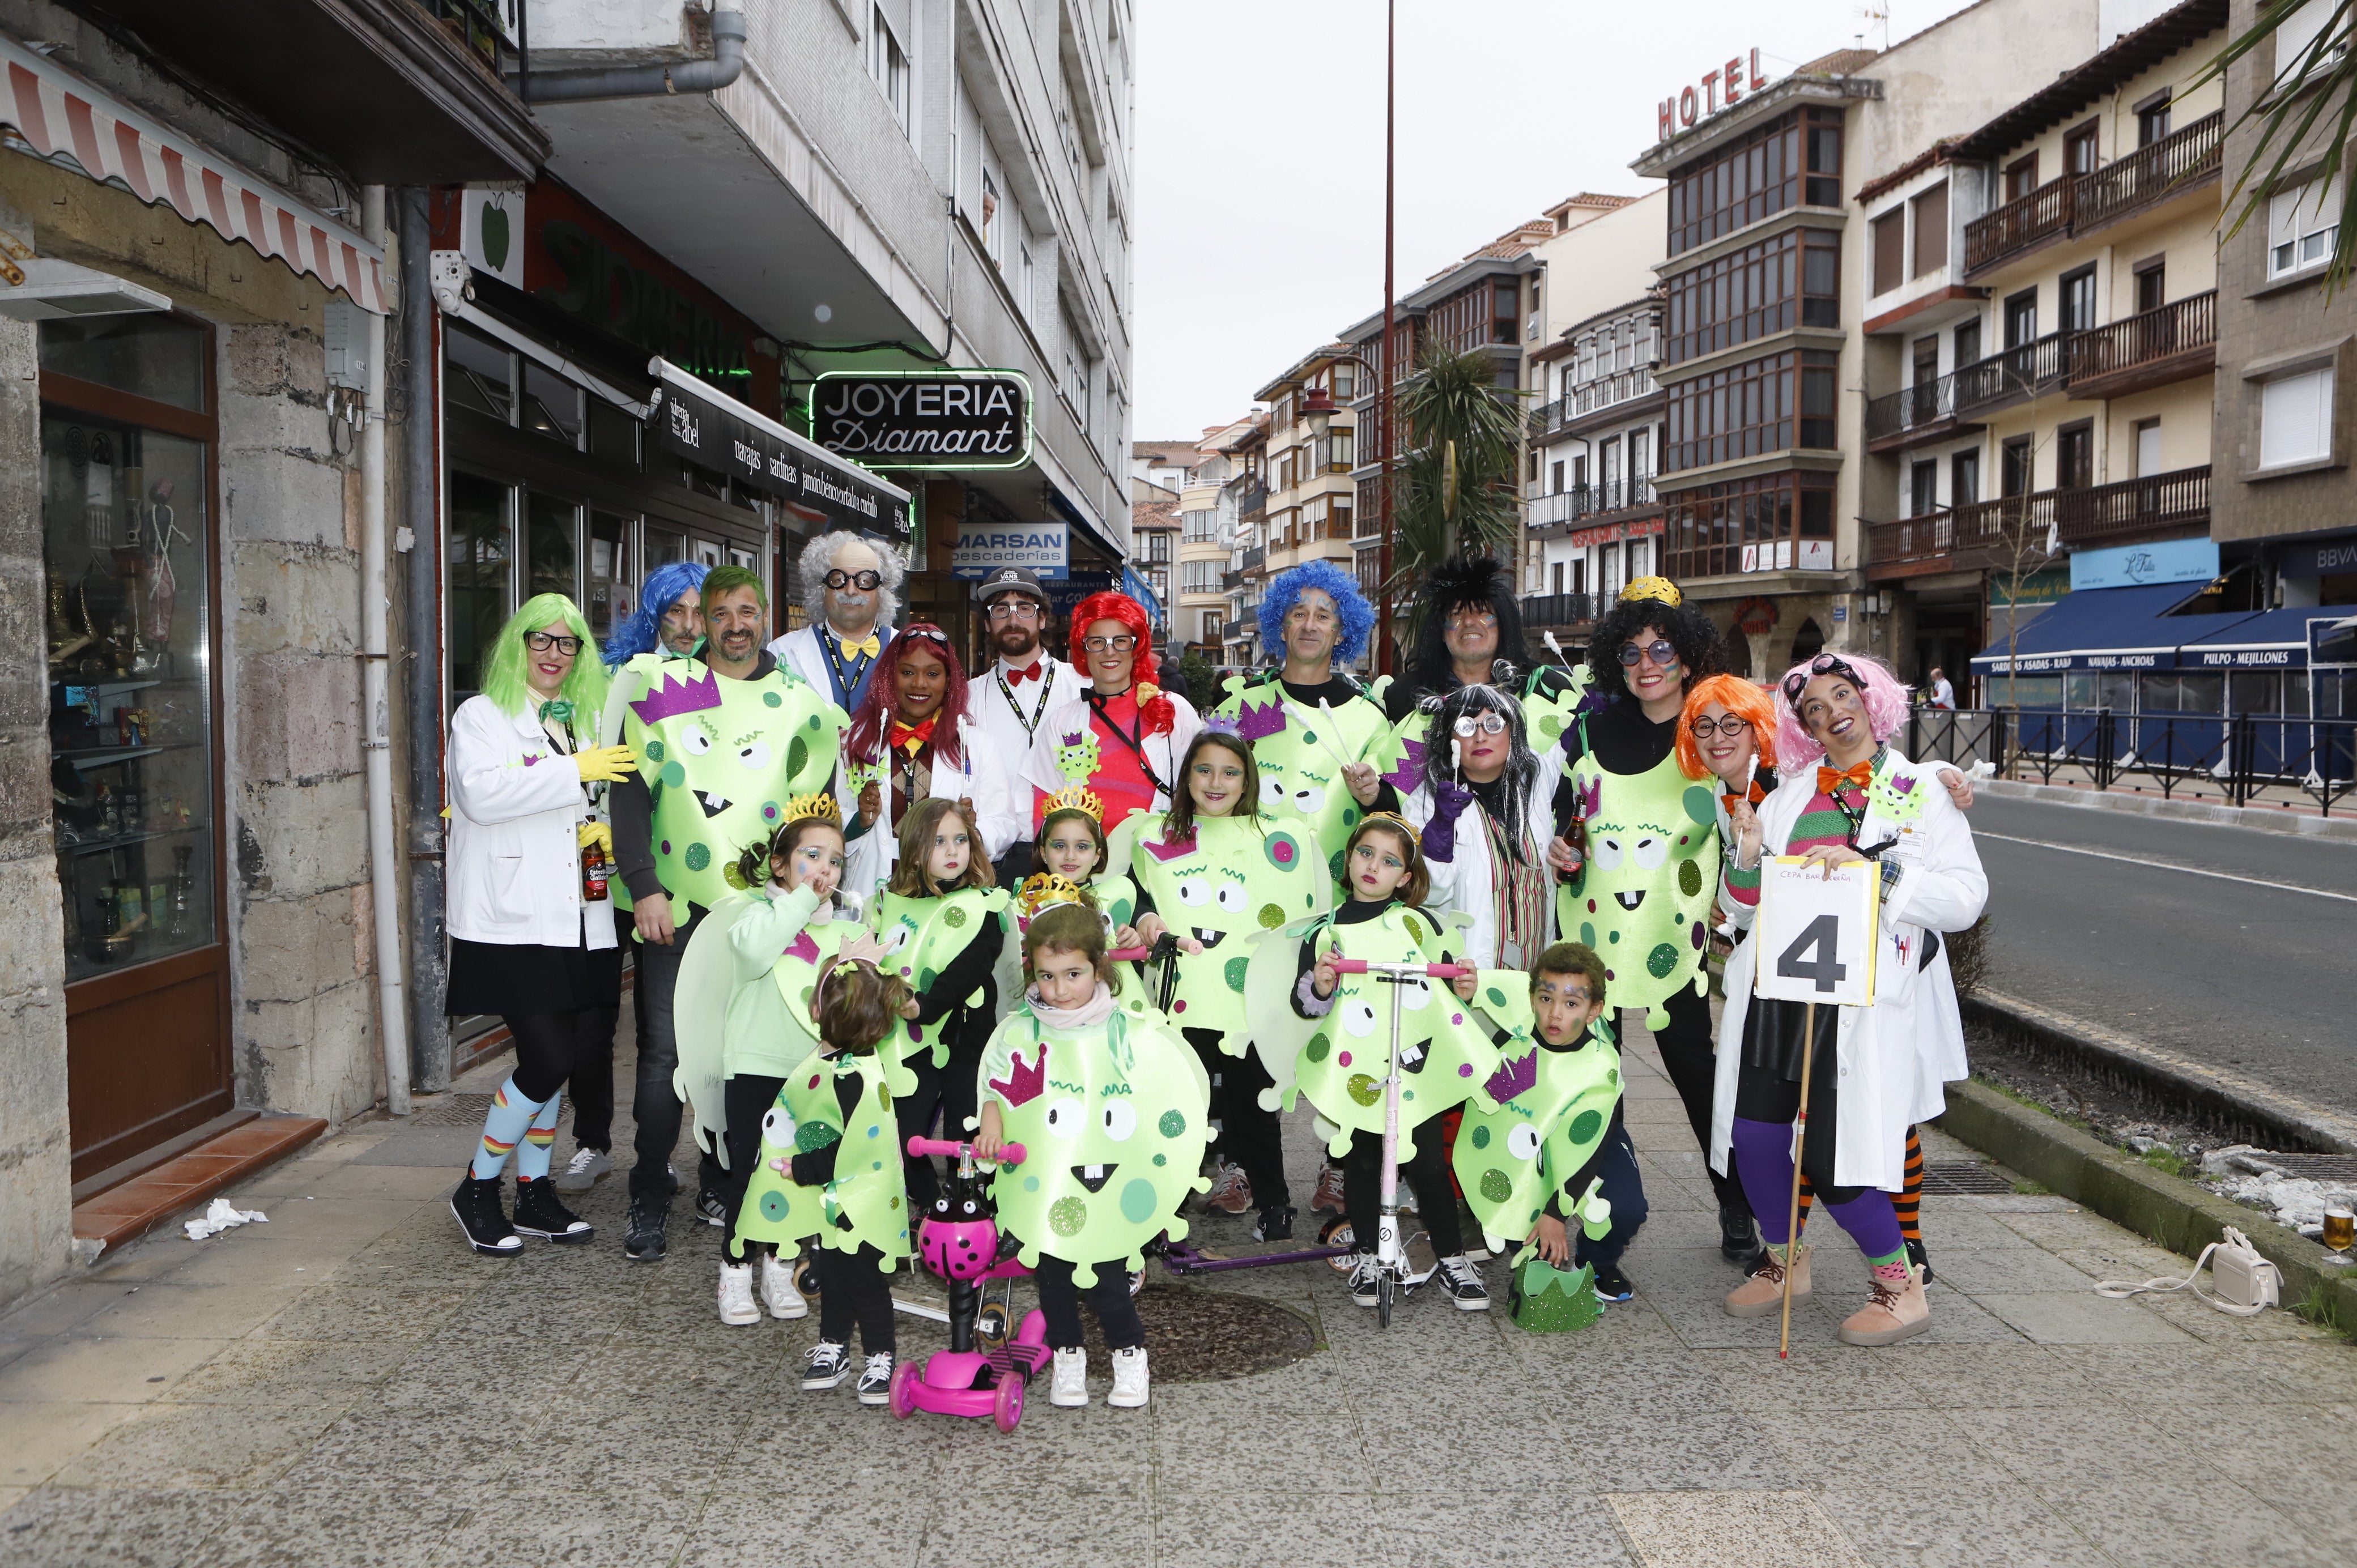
[470,1077,544,1181]
[516,1091,564,1182]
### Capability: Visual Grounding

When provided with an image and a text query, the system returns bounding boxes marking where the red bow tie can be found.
[1816,761,1875,796]
[890,717,937,757]
[1005,661,1043,686]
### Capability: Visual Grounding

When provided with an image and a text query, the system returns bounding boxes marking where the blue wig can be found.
[1257,559,1373,667]
[603,561,711,667]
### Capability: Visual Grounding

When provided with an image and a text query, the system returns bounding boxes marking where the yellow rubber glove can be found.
[572,744,637,784]
[577,820,614,858]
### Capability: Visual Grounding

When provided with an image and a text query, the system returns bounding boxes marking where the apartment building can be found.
[1631,0,2106,680]
[1251,345,1366,646]
[1209,415,1270,667]
[1860,0,2231,696]
[1130,475,1179,627]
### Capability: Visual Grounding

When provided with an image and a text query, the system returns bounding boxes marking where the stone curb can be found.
[1976,776,2357,842]
[1934,1077,2357,1337]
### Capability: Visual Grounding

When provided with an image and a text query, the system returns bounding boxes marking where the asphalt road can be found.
[1968,794,2357,1113]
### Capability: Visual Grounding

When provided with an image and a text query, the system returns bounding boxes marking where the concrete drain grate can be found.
[1919,1161,2015,1195]
[1075,1285,1319,1380]
[404,1093,493,1127]
[2250,1154,2357,1182]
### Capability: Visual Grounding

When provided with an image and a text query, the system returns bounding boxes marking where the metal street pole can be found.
[1377,0,1396,676]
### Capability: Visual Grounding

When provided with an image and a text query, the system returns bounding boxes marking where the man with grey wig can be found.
[767,529,903,711]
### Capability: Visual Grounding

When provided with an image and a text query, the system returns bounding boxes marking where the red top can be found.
[1035,687,1161,834]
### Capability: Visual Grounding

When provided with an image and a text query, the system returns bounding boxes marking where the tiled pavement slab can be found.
[2,1016,2349,1566]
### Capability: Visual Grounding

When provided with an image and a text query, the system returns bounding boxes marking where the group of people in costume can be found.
[439,527,1990,1414]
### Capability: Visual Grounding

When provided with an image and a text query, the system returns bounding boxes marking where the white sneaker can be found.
[716,1262,760,1326]
[1107,1345,1150,1408]
[1050,1346,1089,1407]
[551,1145,611,1192]
[760,1252,808,1319]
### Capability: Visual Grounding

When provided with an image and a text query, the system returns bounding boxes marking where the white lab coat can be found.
[1399,746,1566,970]
[1708,747,1985,1192]
[839,692,1028,902]
[768,621,895,711]
[971,653,1086,776]
[445,696,617,951]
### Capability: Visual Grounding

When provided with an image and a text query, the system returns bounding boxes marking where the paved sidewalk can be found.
[3,1021,2352,1567]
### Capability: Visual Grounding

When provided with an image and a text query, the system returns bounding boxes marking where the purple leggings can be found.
[1729,1117,1903,1260]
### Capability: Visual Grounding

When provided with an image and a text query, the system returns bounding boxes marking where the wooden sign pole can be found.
[1779,999,1819,1361]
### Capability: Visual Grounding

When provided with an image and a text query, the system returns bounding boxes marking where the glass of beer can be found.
[2323,1208,2355,1254]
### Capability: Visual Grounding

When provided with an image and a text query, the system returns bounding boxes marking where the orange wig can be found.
[1675,674,1780,781]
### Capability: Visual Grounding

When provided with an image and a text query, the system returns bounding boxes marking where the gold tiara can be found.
[1355,811,1420,849]
[780,792,841,826]
[1040,784,1105,824]
[1620,576,1682,608]
[1016,872,1090,921]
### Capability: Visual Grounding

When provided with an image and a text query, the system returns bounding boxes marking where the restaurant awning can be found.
[1971,584,2317,674]
[643,358,911,543]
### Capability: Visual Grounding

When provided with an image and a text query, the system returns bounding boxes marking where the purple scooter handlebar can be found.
[1326,958,1473,978]
[905,1135,1026,1166]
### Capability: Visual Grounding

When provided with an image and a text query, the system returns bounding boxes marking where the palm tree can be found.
[2196,0,2355,293]
[1385,340,1526,636]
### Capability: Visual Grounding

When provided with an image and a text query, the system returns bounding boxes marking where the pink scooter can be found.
[888,1135,1050,1433]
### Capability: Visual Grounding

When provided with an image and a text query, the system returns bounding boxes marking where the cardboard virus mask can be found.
[1214,674,1397,888]
[1559,753,1719,1026]
[733,1051,908,1268]
[1129,813,1329,1039]
[1454,1014,1624,1257]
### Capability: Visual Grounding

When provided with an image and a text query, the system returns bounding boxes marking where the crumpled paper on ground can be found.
[184,1198,268,1241]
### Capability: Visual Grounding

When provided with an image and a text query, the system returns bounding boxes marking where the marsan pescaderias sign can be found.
[809,369,1034,471]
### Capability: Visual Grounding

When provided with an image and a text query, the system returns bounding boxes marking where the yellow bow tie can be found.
[836,632,880,660]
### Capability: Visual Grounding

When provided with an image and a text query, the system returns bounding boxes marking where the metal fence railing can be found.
[1905,707,2357,816]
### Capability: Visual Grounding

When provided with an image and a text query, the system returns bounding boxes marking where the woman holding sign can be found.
[1707,653,1985,1347]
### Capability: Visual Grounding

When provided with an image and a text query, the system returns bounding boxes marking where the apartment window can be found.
[1665,107,1843,255]
[2060,267,2098,335]
[2064,121,2100,177]
[1320,428,1355,471]
[2134,257,2167,314]
[1951,449,1980,506]
[2055,421,2094,489]
[1871,208,1905,297]
[2003,288,2039,348]
[2005,154,2039,202]
[980,164,1003,263]
[2260,367,2335,468]
[1181,509,1218,543]
[1662,349,1838,470]
[1912,181,1948,275]
[2276,0,2349,84]
[1331,361,1358,399]
[2136,91,2173,147]
[2269,178,2342,278]
[1629,427,1651,479]
[1910,460,1938,517]
[2133,417,2162,478]
[1494,281,1519,346]
[1551,561,1565,595]
[1662,471,1835,579]
[1202,611,1223,643]
[1954,317,1981,370]
[1146,531,1172,564]
[1661,228,1838,364]
[1551,460,1564,493]
[2001,434,2035,497]
[1912,335,1940,387]
[867,7,911,134]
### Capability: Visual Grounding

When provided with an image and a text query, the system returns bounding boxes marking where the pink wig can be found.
[1774,653,1912,768]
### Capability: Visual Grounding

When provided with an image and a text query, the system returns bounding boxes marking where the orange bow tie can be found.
[1816,761,1874,796]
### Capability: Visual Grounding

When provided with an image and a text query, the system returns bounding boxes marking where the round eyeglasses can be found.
[824,569,883,591]
[1688,715,1752,740]
[1452,712,1509,738]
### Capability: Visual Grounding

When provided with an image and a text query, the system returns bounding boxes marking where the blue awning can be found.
[2177,606,2313,671]
[1969,582,2205,672]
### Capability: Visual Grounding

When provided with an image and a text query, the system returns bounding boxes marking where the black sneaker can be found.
[1905,1237,1934,1285]
[1718,1196,1761,1264]
[695,1189,728,1228]
[802,1340,850,1391]
[1590,1261,1635,1302]
[1433,1253,1490,1311]
[1252,1204,1295,1243]
[450,1175,521,1256]
[624,1195,669,1263]
[513,1177,594,1244]
[1348,1252,1381,1307]
[855,1352,895,1405]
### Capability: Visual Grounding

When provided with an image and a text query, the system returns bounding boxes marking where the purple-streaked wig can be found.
[1774,653,1912,768]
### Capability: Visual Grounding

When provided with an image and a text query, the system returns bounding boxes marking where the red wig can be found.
[1068,592,1173,734]
[845,623,971,772]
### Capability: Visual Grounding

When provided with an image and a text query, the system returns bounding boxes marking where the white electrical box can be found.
[325,299,366,390]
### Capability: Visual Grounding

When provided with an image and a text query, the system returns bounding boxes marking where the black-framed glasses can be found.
[525,632,584,655]
[1689,715,1752,740]
[824,569,883,591]
[1618,639,1679,668]
[1783,653,1864,704]
[1452,712,1509,737]
[1081,634,1137,653]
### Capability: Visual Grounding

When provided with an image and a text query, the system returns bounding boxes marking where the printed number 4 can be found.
[1776,914,1847,994]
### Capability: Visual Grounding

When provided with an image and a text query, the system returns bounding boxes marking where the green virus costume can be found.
[734,1051,909,1268]
[1517,662,1595,750]
[618,654,845,912]
[1214,674,1403,888]
[1242,904,1510,1159]
[1559,741,1720,1027]
[978,1000,1211,1286]
[1128,812,1330,1039]
[1454,1013,1624,1256]
[869,884,1020,1067]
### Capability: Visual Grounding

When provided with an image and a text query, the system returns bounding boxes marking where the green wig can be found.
[479,593,611,719]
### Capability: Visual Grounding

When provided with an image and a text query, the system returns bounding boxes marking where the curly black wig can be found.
[1586,589,1725,702]
[1403,555,1528,701]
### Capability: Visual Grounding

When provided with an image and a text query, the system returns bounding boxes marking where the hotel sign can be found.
[1659,48,1770,139]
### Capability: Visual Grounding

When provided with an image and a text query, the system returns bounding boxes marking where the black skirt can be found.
[445,935,623,1017]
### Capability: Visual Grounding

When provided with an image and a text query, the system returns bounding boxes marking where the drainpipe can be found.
[514,10,746,103]
[399,187,450,1092]
[360,185,411,1115]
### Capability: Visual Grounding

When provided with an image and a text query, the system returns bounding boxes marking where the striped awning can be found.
[0,33,386,312]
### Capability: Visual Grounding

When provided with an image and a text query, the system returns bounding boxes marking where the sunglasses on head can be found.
[899,623,950,647]
[1782,653,1865,705]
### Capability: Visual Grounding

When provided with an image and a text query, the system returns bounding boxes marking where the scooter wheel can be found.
[795,1259,822,1298]
[1319,1217,1356,1269]
[975,1302,1010,1350]
[887,1360,921,1420]
[1377,1274,1394,1329]
[993,1371,1024,1433]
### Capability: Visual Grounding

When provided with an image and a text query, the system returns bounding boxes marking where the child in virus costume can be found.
[868,797,1018,1218]
[769,943,916,1404]
[1454,944,1645,1308]
[1029,787,1144,947]
[1128,726,1330,1242]
[687,800,853,1328]
[972,900,1211,1410]
[1249,813,1503,1311]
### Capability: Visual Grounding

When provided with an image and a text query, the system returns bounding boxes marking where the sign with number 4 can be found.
[1754,859,1879,1008]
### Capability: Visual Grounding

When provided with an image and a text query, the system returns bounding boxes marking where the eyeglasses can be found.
[525,632,584,656]
[1782,653,1864,704]
[1452,712,1509,738]
[1618,639,1679,668]
[1081,635,1138,654]
[900,624,950,646]
[986,601,1042,622]
[1689,715,1752,740]
[824,569,883,591]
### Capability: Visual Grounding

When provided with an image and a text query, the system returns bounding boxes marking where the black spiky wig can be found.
[1405,554,1528,698]
[1586,588,1725,702]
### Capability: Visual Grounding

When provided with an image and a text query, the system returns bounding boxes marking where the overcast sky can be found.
[1130,0,1982,442]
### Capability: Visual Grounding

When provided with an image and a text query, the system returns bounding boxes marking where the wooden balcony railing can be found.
[1964,113,2223,275]
[1870,464,2212,569]
[2065,289,2216,387]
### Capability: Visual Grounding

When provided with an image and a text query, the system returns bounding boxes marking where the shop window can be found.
[448,471,514,701]
[645,525,686,568]
[445,323,514,424]
[2268,178,2342,278]
[2260,366,2335,467]
[527,492,582,604]
[587,512,630,643]
[40,316,206,411]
